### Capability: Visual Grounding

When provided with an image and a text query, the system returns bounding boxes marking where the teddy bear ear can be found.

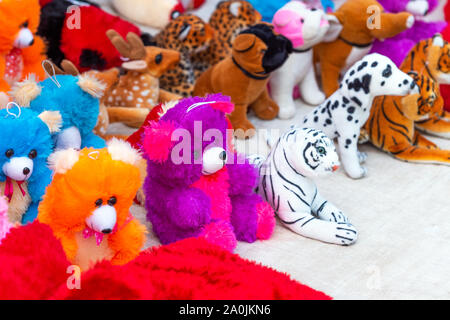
[143,120,177,163]
[77,74,106,98]
[234,33,256,52]
[48,148,80,174]
[38,111,63,134]
[107,138,142,166]
[10,76,41,107]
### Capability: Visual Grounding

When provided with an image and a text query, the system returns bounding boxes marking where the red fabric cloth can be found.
[0,222,331,300]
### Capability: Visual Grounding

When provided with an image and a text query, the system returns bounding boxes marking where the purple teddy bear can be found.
[141,94,275,251]
[370,0,446,66]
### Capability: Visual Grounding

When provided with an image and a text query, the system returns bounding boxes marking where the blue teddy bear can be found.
[12,73,106,150]
[0,106,62,224]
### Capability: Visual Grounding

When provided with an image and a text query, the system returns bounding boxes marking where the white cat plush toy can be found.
[270,1,342,119]
[249,127,358,246]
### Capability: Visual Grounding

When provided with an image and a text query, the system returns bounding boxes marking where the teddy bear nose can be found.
[102,228,112,234]
[23,167,30,175]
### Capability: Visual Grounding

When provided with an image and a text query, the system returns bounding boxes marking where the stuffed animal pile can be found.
[0,0,449,300]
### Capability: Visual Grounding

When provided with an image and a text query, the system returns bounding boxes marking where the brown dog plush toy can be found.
[314,0,414,97]
[194,24,292,139]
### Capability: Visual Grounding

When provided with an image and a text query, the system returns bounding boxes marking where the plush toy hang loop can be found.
[5,102,21,119]
[88,151,100,160]
[42,60,61,88]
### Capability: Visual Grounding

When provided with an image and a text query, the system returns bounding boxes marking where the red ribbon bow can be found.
[4,177,26,203]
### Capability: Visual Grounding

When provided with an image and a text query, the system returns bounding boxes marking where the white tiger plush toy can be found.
[249,127,358,246]
[301,53,418,179]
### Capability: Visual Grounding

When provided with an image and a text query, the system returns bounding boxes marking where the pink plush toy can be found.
[270,1,342,119]
[0,197,12,244]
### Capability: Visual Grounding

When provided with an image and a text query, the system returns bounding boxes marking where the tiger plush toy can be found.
[362,35,450,165]
[192,0,262,78]
[249,127,358,246]
[405,35,450,139]
[155,14,215,97]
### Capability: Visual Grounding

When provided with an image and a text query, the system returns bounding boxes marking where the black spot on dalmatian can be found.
[347,115,353,121]
[314,109,318,114]
[381,81,385,86]
[350,70,355,76]
[382,64,392,78]
[403,79,409,85]
[346,139,352,145]
[347,74,371,94]
[357,61,368,71]
[321,108,326,114]
[371,61,378,67]
[326,119,332,125]
[347,106,355,114]
[342,97,350,104]
[351,96,362,106]
[314,116,319,122]
[332,101,339,110]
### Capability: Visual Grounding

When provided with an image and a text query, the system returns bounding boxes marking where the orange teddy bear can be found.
[0,0,46,101]
[38,139,147,270]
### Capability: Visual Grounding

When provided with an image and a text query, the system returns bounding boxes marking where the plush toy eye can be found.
[300,18,305,23]
[155,53,163,65]
[28,149,37,159]
[95,199,103,207]
[5,149,14,158]
[202,147,227,175]
[107,196,117,206]
[317,147,326,155]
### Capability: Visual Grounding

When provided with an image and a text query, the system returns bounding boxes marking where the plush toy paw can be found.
[252,100,279,120]
[233,119,256,139]
[319,208,349,224]
[358,128,370,144]
[278,104,296,120]
[346,165,368,180]
[406,0,429,16]
[357,151,368,164]
[302,90,326,106]
[334,222,358,246]
[255,201,275,240]
[200,220,237,252]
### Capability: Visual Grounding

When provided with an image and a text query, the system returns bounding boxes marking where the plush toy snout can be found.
[14,27,34,48]
[2,157,34,181]
[86,205,117,234]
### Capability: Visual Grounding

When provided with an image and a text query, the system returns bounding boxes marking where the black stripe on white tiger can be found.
[248,127,358,246]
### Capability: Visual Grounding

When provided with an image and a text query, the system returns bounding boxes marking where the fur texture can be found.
[155,14,215,97]
[0,0,46,93]
[270,1,342,119]
[194,24,293,139]
[0,222,329,300]
[142,94,275,251]
[439,0,450,112]
[38,0,145,72]
[250,127,357,245]
[0,107,60,224]
[12,74,106,149]
[0,197,12,244]
[314,0,414,97]
[38,141,147,270]
[363,35,450,164]
[302,54,418,179]
[370,0,446,67]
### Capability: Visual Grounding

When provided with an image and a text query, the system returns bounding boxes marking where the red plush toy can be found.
[440,1,450,112]
[38,0,148,72]
[0,221,331,300]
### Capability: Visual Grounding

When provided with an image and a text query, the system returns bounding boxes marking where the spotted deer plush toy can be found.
[249,127,357,246]
[301,53,418,179]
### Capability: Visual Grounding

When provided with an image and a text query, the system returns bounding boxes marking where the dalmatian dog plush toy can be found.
[270,1,342,119]
[301,53,418,179]
[249,127,357,246]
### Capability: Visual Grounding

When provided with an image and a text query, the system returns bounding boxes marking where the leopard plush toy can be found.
[192,0,262,78]
[154,14,214,97]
